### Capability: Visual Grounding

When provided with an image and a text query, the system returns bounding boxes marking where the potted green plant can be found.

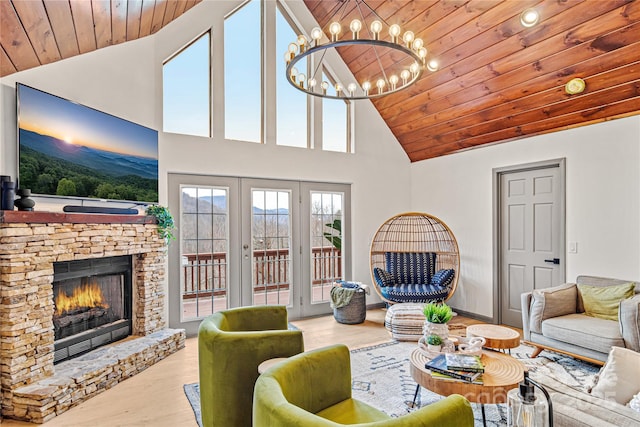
[146,205,176,242]
[423,302,453,342]
[323,218,341,251]
[426,334,443,352]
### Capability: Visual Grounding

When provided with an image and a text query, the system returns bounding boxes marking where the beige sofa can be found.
[532,372,640,427]
[521,275,640,364]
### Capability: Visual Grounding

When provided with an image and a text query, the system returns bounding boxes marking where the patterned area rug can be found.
[350,341,600,426]
[184,339,600,427]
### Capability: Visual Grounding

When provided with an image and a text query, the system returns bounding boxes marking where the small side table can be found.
[257,357,287,374]
[466,324,520,353]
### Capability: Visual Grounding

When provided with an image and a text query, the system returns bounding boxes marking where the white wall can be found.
[0,0,411,313]
[410,116,640,318]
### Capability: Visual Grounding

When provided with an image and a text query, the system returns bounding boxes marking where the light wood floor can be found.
[2,309,485,427]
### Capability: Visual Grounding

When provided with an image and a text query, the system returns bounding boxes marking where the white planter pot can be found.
[423,321,449,342]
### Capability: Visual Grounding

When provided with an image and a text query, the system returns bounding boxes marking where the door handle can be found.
[544,258,560,265]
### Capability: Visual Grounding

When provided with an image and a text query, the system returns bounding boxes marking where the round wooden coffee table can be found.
[466,324,521,350]
[409,348,524,425]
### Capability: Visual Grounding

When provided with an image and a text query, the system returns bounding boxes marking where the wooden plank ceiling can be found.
[0,0,201,76]
[306,0,640,161]
[1,0,639,161]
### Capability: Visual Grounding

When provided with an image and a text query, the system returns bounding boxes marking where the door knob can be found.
[544,258,560,265]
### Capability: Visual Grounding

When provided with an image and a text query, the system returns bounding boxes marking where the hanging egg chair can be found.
[369,212,460,304]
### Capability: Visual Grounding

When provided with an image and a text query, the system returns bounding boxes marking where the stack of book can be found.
[424,353,485,384]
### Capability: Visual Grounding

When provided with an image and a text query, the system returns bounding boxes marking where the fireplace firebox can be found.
[53,256,132,363]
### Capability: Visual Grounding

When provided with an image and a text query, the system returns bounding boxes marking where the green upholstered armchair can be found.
[253,344,474,427]
[198,305,304,427]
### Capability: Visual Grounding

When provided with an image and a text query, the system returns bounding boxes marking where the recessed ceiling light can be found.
[565,78,586,95]
[520,9,540,27]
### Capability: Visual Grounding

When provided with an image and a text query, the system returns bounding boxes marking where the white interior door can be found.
[498,162,565,328]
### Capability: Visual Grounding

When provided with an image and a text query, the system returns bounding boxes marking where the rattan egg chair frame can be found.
[369,212,460,305]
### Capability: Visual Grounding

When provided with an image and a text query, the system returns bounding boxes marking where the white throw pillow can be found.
[590,346,640,405]
[629,392,640,413]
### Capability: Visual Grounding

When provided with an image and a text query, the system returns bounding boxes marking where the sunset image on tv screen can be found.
[17,83,159,203]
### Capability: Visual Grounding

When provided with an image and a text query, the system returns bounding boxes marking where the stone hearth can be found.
[0,211,185,423]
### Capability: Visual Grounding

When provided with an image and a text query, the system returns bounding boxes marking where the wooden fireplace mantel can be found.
[0,210,157,224]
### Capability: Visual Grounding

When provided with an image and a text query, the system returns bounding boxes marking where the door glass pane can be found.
[181,186,229,319]
[252,189,291,305]
[225,0,261,142]
[310,191,343,303]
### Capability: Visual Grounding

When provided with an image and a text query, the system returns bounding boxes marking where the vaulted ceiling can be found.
[2,0,639,161]
[0,0,201,75]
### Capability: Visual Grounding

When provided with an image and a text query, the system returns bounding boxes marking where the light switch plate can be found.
[568,241,578,254]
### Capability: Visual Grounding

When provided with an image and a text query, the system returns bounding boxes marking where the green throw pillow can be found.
[577,282,636,321]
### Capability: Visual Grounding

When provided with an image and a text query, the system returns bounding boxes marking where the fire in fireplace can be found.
[53,256,133,363]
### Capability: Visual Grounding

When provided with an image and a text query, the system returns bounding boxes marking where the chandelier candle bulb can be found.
[427,59,439,72]
[335,83,342,96]
[348,83,357,96]
[376,79,385,94]
[288,42,298,54]
[413,38,424,50]
[284,51,293,65]
[389,75,399,90]
[321,81,329,95]
[418,47,428,61]
[298,73,305,88]
[403,31,415,48]
[350,19,362,39]
[401,69,410,84]
[329,22,341,42]
[370,20,382,40]
[362,81,371,95]
[297,35,308,52]
[389,24,401,43]
[410,62,420,76]
[311,27,323,44]
[308,78,316,89]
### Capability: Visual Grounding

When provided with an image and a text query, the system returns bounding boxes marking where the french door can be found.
[168,174,350,333]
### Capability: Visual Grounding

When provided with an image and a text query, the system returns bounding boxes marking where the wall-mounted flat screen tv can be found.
[17,83,158,203]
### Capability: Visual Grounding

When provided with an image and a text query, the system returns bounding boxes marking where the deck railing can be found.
[182,247,341,298]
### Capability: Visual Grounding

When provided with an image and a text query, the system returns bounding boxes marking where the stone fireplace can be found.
[0,211,185,423]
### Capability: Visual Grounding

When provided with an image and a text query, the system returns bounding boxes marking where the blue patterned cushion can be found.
[385,252,436,285]
[380,283,450,303]
[430,269,455,289]
[373,268,396,287]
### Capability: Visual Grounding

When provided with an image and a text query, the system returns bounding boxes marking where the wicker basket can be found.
[333,289,366,324]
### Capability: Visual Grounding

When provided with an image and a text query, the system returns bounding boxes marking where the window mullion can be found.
[263,0,276,145]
